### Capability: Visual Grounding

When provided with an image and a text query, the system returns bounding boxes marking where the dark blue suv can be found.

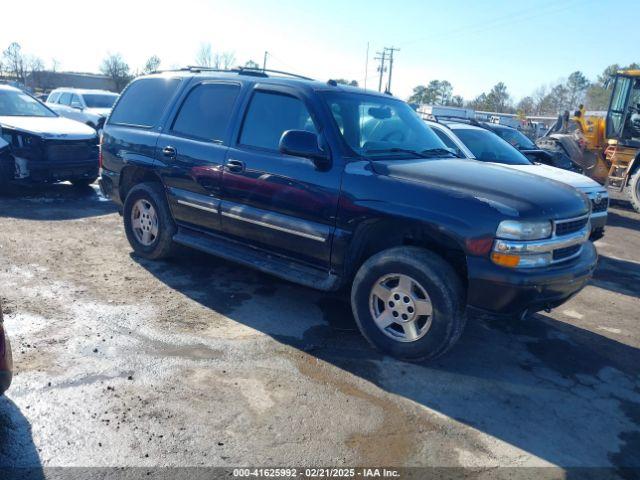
[99,68,597,361]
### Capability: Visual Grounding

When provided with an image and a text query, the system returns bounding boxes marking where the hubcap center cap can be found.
[388,289,416,323]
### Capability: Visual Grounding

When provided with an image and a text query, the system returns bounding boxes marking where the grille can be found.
[45,140,97,162]
[591,198,609,213]
[553,244,581,261]
[555,217,589,236]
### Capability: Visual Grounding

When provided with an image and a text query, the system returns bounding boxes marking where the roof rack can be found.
[167,66,314,81]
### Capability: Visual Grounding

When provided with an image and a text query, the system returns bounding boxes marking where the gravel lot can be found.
[0,183,638,476]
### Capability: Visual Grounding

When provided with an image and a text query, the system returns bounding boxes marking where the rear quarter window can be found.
[108,77,181,128]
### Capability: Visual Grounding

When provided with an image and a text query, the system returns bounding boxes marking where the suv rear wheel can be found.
[351,246,466,361]
[123,183,176,259]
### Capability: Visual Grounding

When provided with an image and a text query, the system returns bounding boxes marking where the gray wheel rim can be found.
[131,199,159,246]
[369,273,433,343]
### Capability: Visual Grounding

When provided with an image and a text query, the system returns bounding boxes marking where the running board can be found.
[173,227,340,291]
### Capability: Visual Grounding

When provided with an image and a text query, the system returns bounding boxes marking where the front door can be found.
[156,81,242,233]
[220,87,342,269]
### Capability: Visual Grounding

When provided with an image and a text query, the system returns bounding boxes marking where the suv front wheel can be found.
[123,182,176,260]
[351,246,466,361]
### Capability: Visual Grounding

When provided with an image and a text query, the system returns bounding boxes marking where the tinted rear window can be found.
[109,77,181,128]
[171,83,240,142]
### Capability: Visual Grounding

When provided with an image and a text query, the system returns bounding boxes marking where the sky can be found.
[1,0,638,102]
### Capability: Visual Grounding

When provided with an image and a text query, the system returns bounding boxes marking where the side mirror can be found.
[279,130,330,168]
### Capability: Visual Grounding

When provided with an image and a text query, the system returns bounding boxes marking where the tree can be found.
[408,85,428,104]
[100,53,132,91]
[334,79,359,87]
[486,82,511,112]
[219,52,236,70]
[516,96,535,115]
[449,95,464,107]
[566,71,590,108]
[195,43,213,67]
[244,60,260,69]
[143,55,161,74]
[2,42,27,83]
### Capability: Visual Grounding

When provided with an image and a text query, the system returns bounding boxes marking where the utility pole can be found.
[364,42,369,90]
[263,51,269,71]
[385,47,400,93]
[374,50,387,92]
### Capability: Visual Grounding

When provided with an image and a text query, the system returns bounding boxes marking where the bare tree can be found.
[100,53,132,91]
[220,52,236,70]
[3,42,27,83]
[244,60,260,69]
[143,55,161,74]
[195,43,213,67]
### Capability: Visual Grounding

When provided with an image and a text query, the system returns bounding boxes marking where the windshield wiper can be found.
[419,148,461,158]
[364,147,431,158]
[365,147,460,159]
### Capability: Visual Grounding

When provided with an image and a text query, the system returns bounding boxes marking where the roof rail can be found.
[163,66,314,81]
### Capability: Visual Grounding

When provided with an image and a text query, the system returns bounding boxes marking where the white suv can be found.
[46,88,119,132]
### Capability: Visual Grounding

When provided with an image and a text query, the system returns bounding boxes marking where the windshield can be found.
[323,92,452,158]
[452,127,532,165]
[0,89,57,117]
[82,93,118,109]
[493,127,536,150]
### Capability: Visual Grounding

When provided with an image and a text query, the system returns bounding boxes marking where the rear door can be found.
[220,85,342,268]
[156,80,242,233]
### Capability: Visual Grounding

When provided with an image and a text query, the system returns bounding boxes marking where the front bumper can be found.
[20,159,99,183]
[467,241,597,315]
[0,322,12,395]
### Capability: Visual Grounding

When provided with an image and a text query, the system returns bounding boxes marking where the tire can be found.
[123,182,176,260]
[351,246,466,362]
[627,170,640,214]
[589,228,605,242]
[71,177,97,188]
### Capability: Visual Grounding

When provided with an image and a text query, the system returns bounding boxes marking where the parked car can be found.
[100,69,597,361]
[478,121,582,173]
[46,88,118,132]
[0,304,12,395]
[0,85,99,188]
[426,119,609,240]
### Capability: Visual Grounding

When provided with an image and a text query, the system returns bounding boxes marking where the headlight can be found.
[496,220,552,240]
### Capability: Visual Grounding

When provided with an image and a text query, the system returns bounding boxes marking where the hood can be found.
[0,116,97,140]
[85,107,112,118]
[372,158,589,220]
[499,163,600,190]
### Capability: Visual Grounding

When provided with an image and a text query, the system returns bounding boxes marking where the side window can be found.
[70,94,83,108]
[432,127,464,157]
[171,83,240,142]
[239,91,317,151]
[47,92,60,103]
[109,77,181,128]
[59,93,72,106]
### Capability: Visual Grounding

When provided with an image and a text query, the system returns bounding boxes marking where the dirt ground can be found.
[0,183,638,476]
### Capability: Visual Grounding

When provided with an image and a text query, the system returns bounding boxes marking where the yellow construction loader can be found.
[573,70,640,212]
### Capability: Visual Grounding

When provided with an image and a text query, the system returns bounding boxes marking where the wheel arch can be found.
[119,165,164,203]
[343,218,469,290]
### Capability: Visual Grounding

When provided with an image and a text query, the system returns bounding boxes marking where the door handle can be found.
[225,159,245,173]
[162,146,177,158]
